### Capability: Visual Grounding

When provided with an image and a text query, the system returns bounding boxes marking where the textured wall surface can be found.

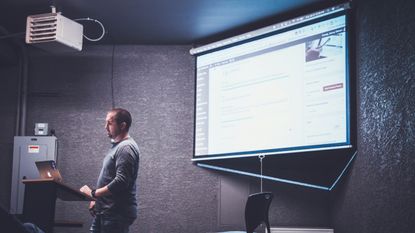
[0,40,19,209]
[330,0,415,232]
[5,1,414,232]
[13,45,329,233]
[24,45,219,233]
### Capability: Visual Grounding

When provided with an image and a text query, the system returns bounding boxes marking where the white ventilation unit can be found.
[26,12,83,52]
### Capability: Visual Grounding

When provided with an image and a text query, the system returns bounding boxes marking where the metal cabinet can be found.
[10,136,57,214]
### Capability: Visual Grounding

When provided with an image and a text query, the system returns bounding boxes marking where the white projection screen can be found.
[193,3,353,161]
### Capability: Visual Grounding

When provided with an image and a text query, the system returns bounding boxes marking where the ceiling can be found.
[0,0,333,45]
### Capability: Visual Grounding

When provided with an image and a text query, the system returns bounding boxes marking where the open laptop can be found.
[35,160,63,182]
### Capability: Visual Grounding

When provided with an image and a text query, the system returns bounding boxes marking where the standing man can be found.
[80,108,140,233]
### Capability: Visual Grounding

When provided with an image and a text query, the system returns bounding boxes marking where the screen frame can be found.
[192,2,356,162]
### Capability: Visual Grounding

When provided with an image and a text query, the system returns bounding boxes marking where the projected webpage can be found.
[195,15,348,157]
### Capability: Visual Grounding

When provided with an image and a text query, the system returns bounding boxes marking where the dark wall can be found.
[15,45,328,233]
[1,1,413,232]
[330,0,415,232]
[24,45,219,233]
[0,37,19,209]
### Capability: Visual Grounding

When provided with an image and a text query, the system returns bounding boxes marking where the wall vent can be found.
[26,13,83,52]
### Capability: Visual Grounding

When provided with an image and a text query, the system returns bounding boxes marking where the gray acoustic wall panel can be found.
[218,174,250,227]
[330,0,415,233]
[0,40,19,209]
[20,45,330,233]
[0,2,413,232]
[24,45,220,233]
[25,46,115,233]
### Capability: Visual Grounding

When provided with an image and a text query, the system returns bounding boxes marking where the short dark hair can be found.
[110,108,132,131]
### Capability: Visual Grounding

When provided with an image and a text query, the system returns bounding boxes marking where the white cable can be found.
[74,17,105,42]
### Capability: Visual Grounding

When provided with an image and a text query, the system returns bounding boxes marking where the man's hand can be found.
[80,185,93,198]
[88,201,96,217]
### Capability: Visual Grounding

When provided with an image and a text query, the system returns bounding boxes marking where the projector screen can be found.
[193,3,352,161]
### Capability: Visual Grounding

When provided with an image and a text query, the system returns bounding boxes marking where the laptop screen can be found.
[35,160,62,182]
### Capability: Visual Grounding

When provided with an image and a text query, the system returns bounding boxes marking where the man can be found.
[80,108,140,233]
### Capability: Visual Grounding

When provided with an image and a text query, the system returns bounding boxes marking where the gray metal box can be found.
[10,136,57,214]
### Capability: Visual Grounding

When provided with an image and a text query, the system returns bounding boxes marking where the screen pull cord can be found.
[259,154,265,193]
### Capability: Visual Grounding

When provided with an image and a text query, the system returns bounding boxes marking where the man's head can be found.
[105,108,132,140]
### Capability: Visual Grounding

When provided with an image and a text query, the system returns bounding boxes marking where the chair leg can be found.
[265,218,271,233]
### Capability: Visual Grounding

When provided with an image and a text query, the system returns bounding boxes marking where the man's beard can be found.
[107,128,121,140]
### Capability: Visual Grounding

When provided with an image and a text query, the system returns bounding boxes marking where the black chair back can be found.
[244,192,273,233]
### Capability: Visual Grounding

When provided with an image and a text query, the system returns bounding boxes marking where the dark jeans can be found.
[90,214,134,233]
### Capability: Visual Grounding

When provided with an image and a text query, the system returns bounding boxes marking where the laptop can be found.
[35,160,63,182]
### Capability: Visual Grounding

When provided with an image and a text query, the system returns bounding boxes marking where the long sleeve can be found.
[94,137,140,219]
[107,146,139,194]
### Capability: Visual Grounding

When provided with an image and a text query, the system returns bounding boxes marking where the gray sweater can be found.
[95,137,140,219]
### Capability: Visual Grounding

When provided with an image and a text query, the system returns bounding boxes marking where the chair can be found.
[220,192,273,233]
[245,192,273,233]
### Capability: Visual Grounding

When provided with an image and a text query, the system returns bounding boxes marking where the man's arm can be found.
[80,185,112,199]
[80,145,138,198]
[106,146,138,194]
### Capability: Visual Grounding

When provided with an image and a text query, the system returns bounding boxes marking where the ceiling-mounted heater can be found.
[25,9,83,52]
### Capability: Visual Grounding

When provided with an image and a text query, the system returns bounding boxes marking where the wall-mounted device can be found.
[25,11,83,52]
[34,123,48,136]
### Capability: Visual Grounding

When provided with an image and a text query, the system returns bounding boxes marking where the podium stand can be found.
[22,178,92,233]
